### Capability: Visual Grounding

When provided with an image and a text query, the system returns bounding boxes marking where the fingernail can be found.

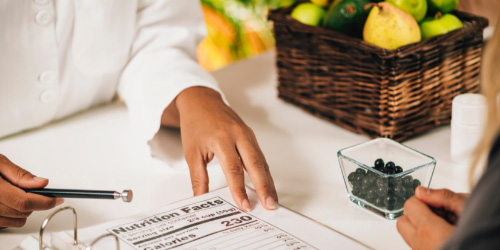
[266,196,277,210]
[33,177,48,182]
[56,198,64,206]
[242,199,251,212]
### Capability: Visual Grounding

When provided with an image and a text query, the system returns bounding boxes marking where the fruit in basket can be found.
[322,0,371,37]
[311,0,334,7]
[419,13,463,39]
[363,2,421,50]
[275,0,296,8]
[291,3,327,26]
[428,0,459,14]
[386,0,427,22]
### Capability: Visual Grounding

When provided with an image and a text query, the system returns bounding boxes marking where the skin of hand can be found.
[397,186,468,250]
[0,155,64,228]
[161,86,278,212]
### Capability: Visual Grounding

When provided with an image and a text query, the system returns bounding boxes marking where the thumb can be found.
[415,187,465,216]
[0,155,49,189]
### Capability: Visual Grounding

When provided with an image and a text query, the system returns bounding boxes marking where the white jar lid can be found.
[452,93,487,126]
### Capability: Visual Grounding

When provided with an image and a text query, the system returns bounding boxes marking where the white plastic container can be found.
[450,94,487,163]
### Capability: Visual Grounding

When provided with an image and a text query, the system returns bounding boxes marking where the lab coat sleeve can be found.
[118,0,224,142]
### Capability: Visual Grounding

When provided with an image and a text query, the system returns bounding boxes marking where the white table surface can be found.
[0,51,470,250]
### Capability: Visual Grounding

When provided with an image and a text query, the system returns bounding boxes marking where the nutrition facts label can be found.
[108,197,315,250]
[71,187,367,250]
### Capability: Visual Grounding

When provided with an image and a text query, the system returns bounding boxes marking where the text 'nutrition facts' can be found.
[108,197,315,250]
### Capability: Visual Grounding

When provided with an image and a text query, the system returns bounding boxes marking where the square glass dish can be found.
[338,138,436,219]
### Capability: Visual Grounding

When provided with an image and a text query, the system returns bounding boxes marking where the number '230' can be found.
[221,216,253,227]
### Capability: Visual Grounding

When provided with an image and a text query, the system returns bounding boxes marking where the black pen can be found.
[24,188,133,202]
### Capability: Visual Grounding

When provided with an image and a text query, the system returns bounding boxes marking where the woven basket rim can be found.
[269,6,489,58]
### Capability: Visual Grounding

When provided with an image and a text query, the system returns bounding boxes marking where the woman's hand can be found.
[0,155,64,228]
[161,87,278,212]
[397,186,468,250]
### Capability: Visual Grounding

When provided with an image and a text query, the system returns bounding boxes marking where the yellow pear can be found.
[363,2,421,50]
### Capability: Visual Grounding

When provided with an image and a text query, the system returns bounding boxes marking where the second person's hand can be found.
[396,186,468,250]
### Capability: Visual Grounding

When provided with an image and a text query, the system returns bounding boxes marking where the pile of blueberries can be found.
[347,158,422,210]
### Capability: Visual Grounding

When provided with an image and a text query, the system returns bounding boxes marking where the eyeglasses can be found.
[17,206,120,250]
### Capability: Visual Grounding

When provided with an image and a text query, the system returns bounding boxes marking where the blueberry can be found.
[376,185,389,197]
[374,197,384,207]
[394,185,406,197]
[367,189,377,199]
[402,175,413,187]
[366,195,377,204]
[385,167,396,175]
[388,177,402,187]
[394,166,403,174]
[364,175,376,185]
[355,168,366,175]
[353,173,363,182]
[348,172,357,182]
[385,195,397,209]
[385,161,395,169]
[374,158,384,169]
[376,177,388,187]
[387,186,396,195]
[394,197,405,209]
[352,188,364,198]
[412,179,421,189]
[405,188,415,199]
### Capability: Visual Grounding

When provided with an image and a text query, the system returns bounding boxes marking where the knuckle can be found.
[15,197,30,211]
[191,178,209,190]
[15,167,31,182]
[226,164,244,176]
[247,158,266,168]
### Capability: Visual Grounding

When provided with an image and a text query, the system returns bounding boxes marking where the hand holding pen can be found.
[0,154,64,228]
[0,154,132,229]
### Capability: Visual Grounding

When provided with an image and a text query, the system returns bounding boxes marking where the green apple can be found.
[290,3,326,26]
[420,13,463,40]
[386,0,427,22]
[428,0,459,14]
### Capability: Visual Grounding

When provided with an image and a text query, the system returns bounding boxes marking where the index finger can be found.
[0,178,62,212]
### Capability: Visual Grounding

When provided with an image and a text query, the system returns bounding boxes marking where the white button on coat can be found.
[35,10,52,25]
[39,70,56,84]
[39,89,57,104]
[0,0,224,147]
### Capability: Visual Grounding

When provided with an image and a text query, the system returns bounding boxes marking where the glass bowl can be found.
[338,138,436,219]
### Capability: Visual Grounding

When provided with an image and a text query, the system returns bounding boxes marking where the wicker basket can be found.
[269,7,488,141]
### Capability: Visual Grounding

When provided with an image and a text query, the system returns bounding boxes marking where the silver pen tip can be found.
[121,190,133,202]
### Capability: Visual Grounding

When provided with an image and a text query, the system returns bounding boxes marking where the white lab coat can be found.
[0,0,221,142]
